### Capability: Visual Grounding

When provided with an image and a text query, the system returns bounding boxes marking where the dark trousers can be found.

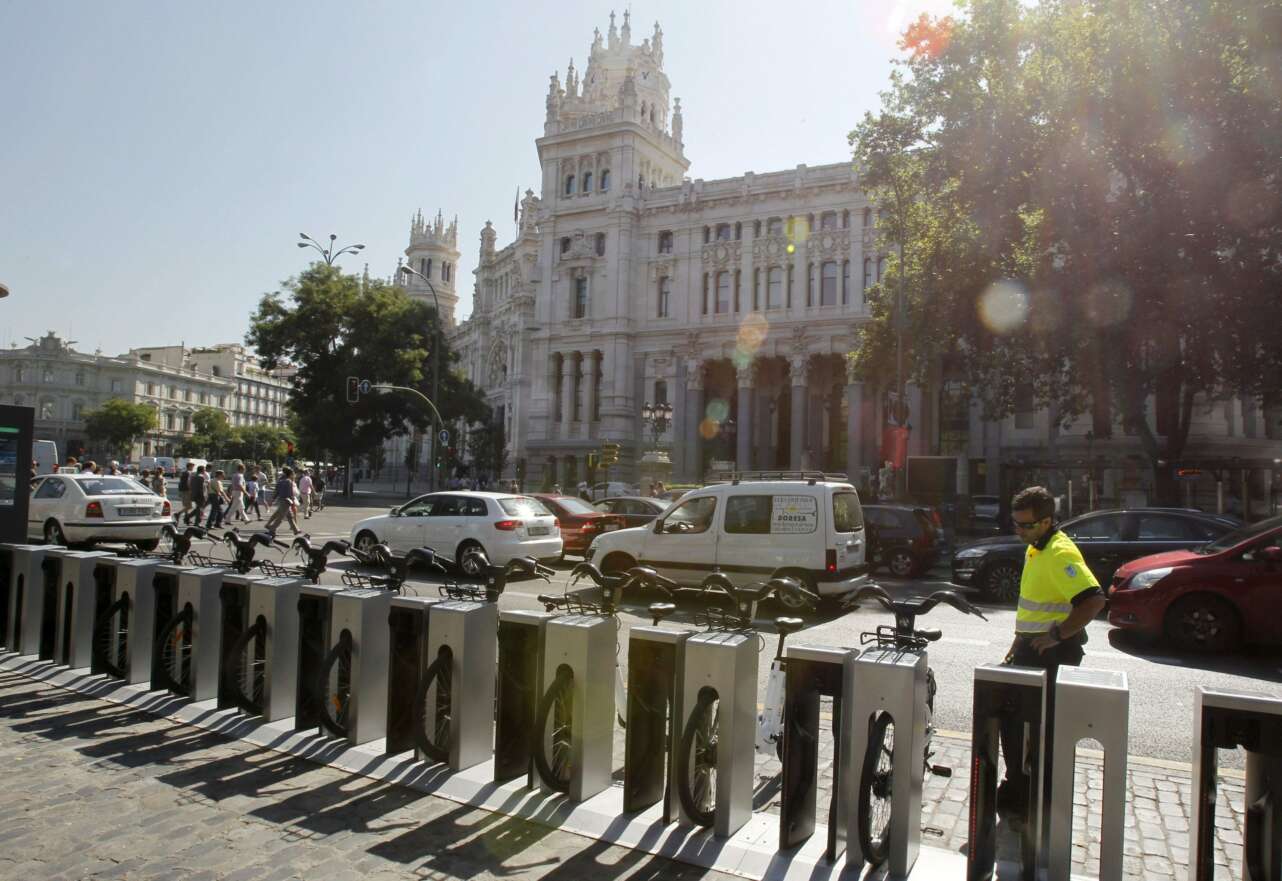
[205,497,224,529]
[999,636,1085,799]
[247,495,261,518]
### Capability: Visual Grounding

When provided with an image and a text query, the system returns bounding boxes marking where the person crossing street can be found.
[264,466,300,535]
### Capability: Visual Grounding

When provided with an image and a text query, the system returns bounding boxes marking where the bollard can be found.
[1047,668,1128,881]
[672,631,759,837]
[7,545,54,656]
[294,584,349,731]
[421,599,497,770]
[168,567,225,701]
[967,665,1048,881]
[622,623,690,819]
[386,596,438,755]
[536,614,615,801]
[1191,686,1282,881]
[495,608,553,785]
[779,644,847,856]
[96,559,162,684]
[839,647,929,875]
[52,551,114,669]
[321,588,390,745]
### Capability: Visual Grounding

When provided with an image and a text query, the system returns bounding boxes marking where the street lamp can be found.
[641,400,672,455]
[398,264,443,492]
[297,233,365,266]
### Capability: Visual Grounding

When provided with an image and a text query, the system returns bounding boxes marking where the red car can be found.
[1108,514,1282,653]
[532,494,625,560]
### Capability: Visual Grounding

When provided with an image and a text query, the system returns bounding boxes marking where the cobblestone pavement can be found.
[0,670,1250,881]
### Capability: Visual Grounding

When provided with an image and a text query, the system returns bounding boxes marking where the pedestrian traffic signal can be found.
[600,441,620,467]
[586,452,599,473]
[346,376,360,403]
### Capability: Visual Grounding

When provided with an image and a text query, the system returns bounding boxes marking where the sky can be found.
[0,0,958,357]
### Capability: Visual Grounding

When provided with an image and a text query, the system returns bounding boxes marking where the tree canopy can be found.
[84,398,156,459]
[850,0,1282,498]
[247,264,490,464]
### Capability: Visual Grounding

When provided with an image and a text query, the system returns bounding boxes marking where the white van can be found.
[33,440,58,475]
[584,475,868,608]
[140,455,176,476]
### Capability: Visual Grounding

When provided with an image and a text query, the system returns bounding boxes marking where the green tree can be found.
[83,398,156,460]
[850,0,1282,503]
[466,417,507,480]
[247,265,490,482]
[229,424,293,462]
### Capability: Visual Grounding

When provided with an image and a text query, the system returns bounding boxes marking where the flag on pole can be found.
[514,186,520,223]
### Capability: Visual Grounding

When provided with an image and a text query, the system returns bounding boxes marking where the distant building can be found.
[130,343,291,430]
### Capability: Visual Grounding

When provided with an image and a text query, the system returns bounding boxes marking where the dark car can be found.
[863,504,943,577]
[531,494,625,559]
[951,508,1239,602]
[1108,514,1282,653]
[592,496,671,529]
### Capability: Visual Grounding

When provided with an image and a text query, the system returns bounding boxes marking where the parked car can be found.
[1108,514,1282,653]
[28,473,172,549]
[951,508,1239,602]
[592,496,672,529]
[588,480,636,500]
[532,493,625,560]
[863,504,942,577]
[349,491,562,576]
[585,477,869,609]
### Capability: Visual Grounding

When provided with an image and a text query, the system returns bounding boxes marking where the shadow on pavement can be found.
[368,801,561,876]
[1106,628,1282,682]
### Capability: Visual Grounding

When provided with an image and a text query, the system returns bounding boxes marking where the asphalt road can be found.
[135,499,1280,768]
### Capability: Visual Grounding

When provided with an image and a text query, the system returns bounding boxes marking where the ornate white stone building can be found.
[401,12,1281,512]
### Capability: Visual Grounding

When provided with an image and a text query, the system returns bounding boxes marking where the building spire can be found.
[621,8,631,44]
[608,10,618,47]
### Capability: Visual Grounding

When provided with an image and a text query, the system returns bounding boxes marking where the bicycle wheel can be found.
[533,667,574,793]
[92,594,131,679]
[223,616,267,715]
[677,686,720,828]
[154,604,194,693]
[318,630,353,738]
[414,647,453,764]
[857,711,896,865]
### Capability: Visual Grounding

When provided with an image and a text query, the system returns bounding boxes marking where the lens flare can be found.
[705,398,730,424]
[698,418,720,440]
[977,280,1029,334]
[1082,280,1133,328]
[734,314,769,368]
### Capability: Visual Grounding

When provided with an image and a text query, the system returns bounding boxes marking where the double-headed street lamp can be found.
[297,233,365,265]
[398,264,443,492]
[641,400,673,454]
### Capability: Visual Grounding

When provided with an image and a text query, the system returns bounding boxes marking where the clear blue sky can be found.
[0,0,955,356]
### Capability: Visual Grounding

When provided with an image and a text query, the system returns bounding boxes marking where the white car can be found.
[349,491,563,576]
[28,473,173,549]
[584,477,869,609]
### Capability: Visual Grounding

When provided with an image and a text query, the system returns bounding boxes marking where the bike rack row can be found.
[3,542,1279,881]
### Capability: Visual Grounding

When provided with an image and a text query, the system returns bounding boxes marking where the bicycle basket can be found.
[256,560,305,579]
[187,552,233,568]
[341,571,381,589]
[440,582,486,601]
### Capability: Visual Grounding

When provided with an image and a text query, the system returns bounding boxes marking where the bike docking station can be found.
[36,548,82,662]
[420,598,497,770]
[148,563,189,689]
[1191,686,1282,881]
[162,566,226,701]
[294,582,350,733]
[216,572,264,714]
[494,607,554,784]
[244,576,302,722]
[3,544,54,656]
[779,643,847,857]
[622,603,689,819]
[51,550,115,670]
[966,664,1048,881]
[386,594,439,755]
[318,588,390,746]
[838,645,930,876]
[90,557,162,685]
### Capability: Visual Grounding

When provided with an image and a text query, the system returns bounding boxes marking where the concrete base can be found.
[6,650,1067,881]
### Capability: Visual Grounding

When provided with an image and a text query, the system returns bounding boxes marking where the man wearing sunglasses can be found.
[997,485,1107,821]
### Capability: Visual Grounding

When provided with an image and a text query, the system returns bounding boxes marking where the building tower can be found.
[403,209,461,327]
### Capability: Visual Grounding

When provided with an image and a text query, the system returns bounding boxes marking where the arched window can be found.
[654,380,668,406]
[594,232,606,256]
[443,262,451,282]
[560,237,571,256]
[39,399,55,420]
[582,171,593,192]
[600,169,610,191]
[767,216,783,236]
[768,266,783,309]
[715,223,732,241]
[863,258,873,290]
[564,174,575,196]
[862,207,873,229]
[658,276,671,317]
[573,277,589,319]
[821,261,839,306]
[657,230,673,254]
[820,211,838,231]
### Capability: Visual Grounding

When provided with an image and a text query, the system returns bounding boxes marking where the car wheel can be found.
[983,561,1022,604]
[354,531,379,555]
[600,553,636,577]
[776,571,819,613]
[44,520,67,547]
[1165,595,1241,654]
[457,542,487,577]
[887,549,916,578]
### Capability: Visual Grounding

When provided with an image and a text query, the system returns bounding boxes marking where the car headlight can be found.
[1127,566,1173,590]
[954,547,987,561]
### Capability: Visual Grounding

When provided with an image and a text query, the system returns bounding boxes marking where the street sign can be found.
[439,429,450,446]
[359,379,371,394]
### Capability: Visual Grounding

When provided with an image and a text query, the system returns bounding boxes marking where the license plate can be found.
[528,526,550,536]
[117,507,151,516]
[603,524,618,531]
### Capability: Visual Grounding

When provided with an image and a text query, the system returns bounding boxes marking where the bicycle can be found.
[187,529,288,574]
[256,534,354,583]
[846,584,987,866]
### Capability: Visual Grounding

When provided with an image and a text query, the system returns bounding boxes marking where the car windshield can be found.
[553,497,598,516]
[1196,513,1282,554]
[498,496,552,517]
[76,477,145,495]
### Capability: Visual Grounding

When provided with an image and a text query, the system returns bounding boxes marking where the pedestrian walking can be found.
[245,472,262,520]
[996,486,1107,822]
[313,473,326,511]
[298,469,314,519]
[187,465,209,526]
[149,468,166,497]
[264,467,299,535]
[205,470,229,529]
[178,462,194,523]
[227,464,248,523]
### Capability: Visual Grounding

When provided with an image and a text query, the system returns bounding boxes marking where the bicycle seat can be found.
[536,593,560,606]
[775,616,806,636]
[917,628,943,642]
[648,602,676,623]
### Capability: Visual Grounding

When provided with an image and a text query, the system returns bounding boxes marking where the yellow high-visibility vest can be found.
[1016,530,1099,635]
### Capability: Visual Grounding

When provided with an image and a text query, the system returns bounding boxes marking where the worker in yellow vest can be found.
[998,485,1107,821]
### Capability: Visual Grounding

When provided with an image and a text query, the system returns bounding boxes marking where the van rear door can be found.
[831,489,866,573]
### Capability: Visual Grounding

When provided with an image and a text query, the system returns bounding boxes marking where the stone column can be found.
[686,360,704,482]
[736,362,754,471]
[845,357,864,481]
[586,351,600,428]
[789,355,809,470]
[560,352,576,433]
[672,359,687,479]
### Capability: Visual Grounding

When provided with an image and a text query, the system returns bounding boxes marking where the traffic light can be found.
[600,441,620,467]
[586,452,599,473]
[346,376,360,403]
